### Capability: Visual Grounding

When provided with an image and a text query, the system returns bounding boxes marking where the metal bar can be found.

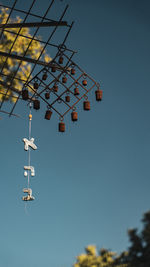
[3,4,74,115]
[2,29,77,53]
[36,76,72,112]
[0,51,71,72]
[21,4,70,103]
[61,21,74,46]
[64,52,97,85]
[0,91,20,99]
[24,4,69,84]
[0,0,18,41]
[0,109,20,117]
[0,4,71,25]
[0,0,36,109]
[0,72,31,84]
[27,83,62,117]
[9,0,55,116]
[0,51,55,68]
[29,50,76,102]
[62,83,97,117]
[0,81,21,94]
[0,21,68,29]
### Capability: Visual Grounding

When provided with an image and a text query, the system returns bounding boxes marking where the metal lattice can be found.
[0,0,102,130]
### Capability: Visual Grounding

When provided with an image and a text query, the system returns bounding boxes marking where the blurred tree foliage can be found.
[74,211,150,267]
[74,245,127,267]
[0,8,51,102]
[124,210,150,267]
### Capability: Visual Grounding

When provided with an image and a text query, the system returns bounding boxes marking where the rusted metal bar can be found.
[0,51,69,70]
[0,21,68,29]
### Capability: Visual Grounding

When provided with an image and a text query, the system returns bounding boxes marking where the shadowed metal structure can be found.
[0,0,102,131]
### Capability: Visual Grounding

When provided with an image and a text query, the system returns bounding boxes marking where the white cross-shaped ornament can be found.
[22,137,37,151]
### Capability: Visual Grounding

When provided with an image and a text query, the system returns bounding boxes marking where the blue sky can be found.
[0,0,150,266]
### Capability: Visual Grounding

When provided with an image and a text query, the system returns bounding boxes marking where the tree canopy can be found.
[74,211,150,267]
[0,8,51,102]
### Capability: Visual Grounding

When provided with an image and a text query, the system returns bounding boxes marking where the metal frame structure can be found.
[0,0,101,128]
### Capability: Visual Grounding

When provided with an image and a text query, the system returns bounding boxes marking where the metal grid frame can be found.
[0,0,100,121]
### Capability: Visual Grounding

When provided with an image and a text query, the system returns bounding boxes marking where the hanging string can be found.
[28,103,32,188]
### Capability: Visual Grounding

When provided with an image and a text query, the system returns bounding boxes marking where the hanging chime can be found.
[22,105,37,201]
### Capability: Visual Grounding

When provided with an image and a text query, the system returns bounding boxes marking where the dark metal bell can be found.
[33,99,40,110]
[95,90,102,101]
[74,87,79,95]
[83,101,90,110]
[71,68,75,75]
[65,95,70,102]
[45,92,50,99]
[82,80,87,86]
[71,111,78,121]
[53,84,58,92]
[59,56,63,64]
[42,73,47,80]
[59,122,65,132]
[51,66,56,72]
[22,89,28,100]
[34,82,39,89]
[62,76,67,83]
[45,110,52,120]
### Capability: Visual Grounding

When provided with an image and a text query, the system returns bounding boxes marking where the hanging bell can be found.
[53,84,58,92]
[95,90,102,101]
[82,80,87,86]
[34,82,39,90]
[83,100,90,110]
[45,92,50,99]
[65,95,70,102]
[51,66,56,72]
[59,122,65,132]
[59,56,64,64]
[74,87,79,96]
[45,110,52,120]
[42,73,48,81]
[71,111,78,122]
[62,76,67,83]
[33,99,40,110]
[22,89,28,100]
[71,68,75,75]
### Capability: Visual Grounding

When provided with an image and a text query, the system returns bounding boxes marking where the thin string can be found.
[24,202,29,216]
[27,104,32,188]
[24,104,32,213]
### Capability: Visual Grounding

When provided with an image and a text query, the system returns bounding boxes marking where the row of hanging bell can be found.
[44,90,102,103]
[22,90,102,109]
[45,110,78,122]
[58,56,77,76]
[44,89,102,102]
[21,90,40,110]
[58,112,77,132]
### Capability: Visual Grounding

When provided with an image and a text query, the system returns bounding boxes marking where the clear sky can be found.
[0,0,150,266]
